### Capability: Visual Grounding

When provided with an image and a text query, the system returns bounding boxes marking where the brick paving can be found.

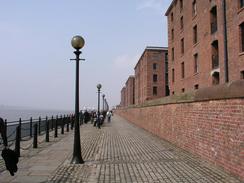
[49,115,241,183]
[0,115,242,183]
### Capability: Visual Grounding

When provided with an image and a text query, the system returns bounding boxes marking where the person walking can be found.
[107,111,112,122]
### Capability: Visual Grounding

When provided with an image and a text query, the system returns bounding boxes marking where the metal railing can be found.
[0,113,75,160]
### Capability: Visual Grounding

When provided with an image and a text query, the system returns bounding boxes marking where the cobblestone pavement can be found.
[48,115,242,183]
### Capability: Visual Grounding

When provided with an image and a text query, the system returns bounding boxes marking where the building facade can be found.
[125,76,135,106]
[134,47,168,105]
[166,0,244,94]
[120,87,126,107]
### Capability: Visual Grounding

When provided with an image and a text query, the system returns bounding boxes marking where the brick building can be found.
[134,47,168,105]
[120,87,126,107]
[166,0,244,94]
[125,76,135,106]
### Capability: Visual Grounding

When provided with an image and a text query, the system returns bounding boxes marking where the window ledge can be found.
[193,42,199,47]
[238,7,244,14]
[239,52,244,56]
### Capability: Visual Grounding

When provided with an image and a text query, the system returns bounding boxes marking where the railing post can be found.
[30,117,33,137]
[33,124,38,148]
[45,116,49,142]
[19,118,22,140]
[61,115,64,134]
[51,116,54,131]
[66,116,69,132]
[55,115,58,138]
[38,116,41,135]
[15,126,20,157]
[71,115,74,130]
[4,119,8,147]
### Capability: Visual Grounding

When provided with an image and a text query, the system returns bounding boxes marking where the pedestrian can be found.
[107,111,112,122]
[0,117,19,176]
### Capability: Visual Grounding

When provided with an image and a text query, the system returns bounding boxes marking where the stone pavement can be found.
[0,115,242,183]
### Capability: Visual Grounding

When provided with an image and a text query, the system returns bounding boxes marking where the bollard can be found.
[30,117,33,137]
[19,118,22,140]
[15,126,20,157]
[51,116,54,131]
[38,116,41,135]
[45,116,49,142]
[33,124,38,148]
[61,115,64,134]
[55,116,58,138]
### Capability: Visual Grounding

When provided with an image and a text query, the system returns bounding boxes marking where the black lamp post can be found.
[97,84,102,128]
[102,94,105,111]
[70,35,85,164]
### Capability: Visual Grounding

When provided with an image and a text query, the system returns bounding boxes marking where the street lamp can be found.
[70,35,85,164]
[97,84,102,129]
[102,94,105,111]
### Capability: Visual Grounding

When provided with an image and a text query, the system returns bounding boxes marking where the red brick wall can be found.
[116,98,244,180]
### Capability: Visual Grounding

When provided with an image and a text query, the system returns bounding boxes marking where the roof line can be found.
[165,0,176,16]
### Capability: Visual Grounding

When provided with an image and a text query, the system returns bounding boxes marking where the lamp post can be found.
[97,84,102,129]
[70,35,85,164]
[102,94,105,112]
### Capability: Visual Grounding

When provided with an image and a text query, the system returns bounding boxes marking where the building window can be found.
[181,62,185,78]
[153,74,158,82]
[166,86,170,96]
[180,16,184,30]
[165,52,168,61]
[172,91,175,95]
[171,12,174,22]
[240,0,244,8]
[180,0,183,11]
[181,38,184,54]
[210,6,217,34]
[194,84,199,90]
[172,47,174,61]
[193,25,198,44]
[172,29,174,41]
[172,68,175,83]
[153,87,157,96]
[181,88,185,93]
[241,71,244,79]
[212,72,220,85]
[153,63,157,70]
[194,53,198,73]
[212,40,219,69]
[192,0,197,16]
[240,22,244,52]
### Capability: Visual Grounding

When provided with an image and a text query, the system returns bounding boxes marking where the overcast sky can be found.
[0,0,171,110]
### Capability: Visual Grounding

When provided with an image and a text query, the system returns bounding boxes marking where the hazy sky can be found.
[0,0,171,110]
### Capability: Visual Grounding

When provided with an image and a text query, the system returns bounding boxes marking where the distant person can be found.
[0,117,19,176]
[107,111,112,122]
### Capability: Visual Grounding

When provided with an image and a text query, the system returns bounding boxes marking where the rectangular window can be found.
[210,6,217,34]
[172,91,175,95]
[181,38,184,54]
[193,25,198,44]
[172,29,174,41]
[181,62,185,78]
[241,71,244,79]
[153,87,157,96]
[194,53,198,73]
[153,63,157,70]
[180,0,183,11]
[181,88,185,93]
[153,74,158,82]
[172,68,175,83]
[180,16,184,30]
[194,84,199,90]
[240,23,244,52]
[192,0,197,16]
[165,52,168,61]
[171,12,174,22]
[172,47,174,61]
[241,0,244,8]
